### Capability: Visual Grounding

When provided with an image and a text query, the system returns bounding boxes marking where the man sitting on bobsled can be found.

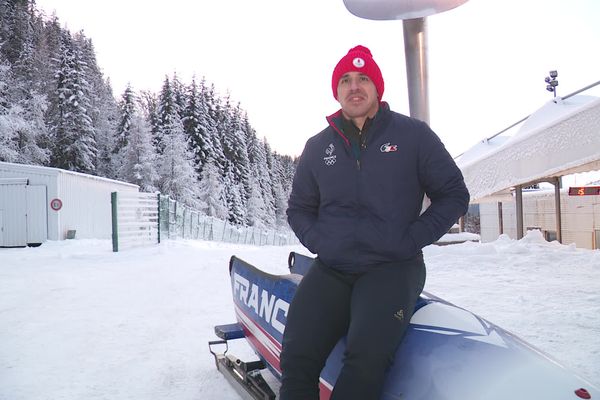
[281,45,469,400]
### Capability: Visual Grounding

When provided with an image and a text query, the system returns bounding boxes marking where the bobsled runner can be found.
[209,252,598,400]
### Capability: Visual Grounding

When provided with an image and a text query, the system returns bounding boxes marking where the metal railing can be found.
[158,194,298,246]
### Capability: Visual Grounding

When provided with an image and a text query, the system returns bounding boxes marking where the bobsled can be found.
[209,252,598,400]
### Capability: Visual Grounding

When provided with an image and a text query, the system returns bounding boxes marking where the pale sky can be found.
[34,0,600,158]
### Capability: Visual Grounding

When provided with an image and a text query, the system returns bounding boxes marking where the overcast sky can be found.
[34,0,600,158]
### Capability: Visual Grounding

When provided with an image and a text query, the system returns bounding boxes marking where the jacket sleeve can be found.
[286,143,321,254]
[409,123,470,250]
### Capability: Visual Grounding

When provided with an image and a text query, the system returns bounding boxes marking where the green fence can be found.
[158,195,298,246]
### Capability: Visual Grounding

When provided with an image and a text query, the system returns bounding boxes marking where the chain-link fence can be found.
[158,195,299,246]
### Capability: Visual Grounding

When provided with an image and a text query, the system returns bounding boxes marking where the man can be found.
[280,45,470,399]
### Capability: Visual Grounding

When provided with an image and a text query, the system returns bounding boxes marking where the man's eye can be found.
[360,76,370,82]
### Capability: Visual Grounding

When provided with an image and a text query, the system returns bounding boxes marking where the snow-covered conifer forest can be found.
[0,0,295,228]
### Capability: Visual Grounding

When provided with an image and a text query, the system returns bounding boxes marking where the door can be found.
[0,183,27,246]
[26,185,48,245]
[0,210,4,246]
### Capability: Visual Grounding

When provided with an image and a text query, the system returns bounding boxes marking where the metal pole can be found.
[111,192,119,252]
[157,193,161,244]
[498,202,503,235]
[554,177,563,243]
[515,186,524,239]
[403,17,430,124]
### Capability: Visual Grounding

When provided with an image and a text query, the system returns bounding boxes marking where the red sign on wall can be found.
[568,186,600,196]
[50,198,63,211]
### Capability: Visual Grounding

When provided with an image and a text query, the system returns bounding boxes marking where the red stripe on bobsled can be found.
[235,305,282,373]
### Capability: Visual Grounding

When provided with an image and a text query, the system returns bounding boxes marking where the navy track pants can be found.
[279,255,426,400]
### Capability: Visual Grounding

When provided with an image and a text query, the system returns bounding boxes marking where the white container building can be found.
[0,161,138,246]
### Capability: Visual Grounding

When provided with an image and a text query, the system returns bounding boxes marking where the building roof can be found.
[456,95,600,202]
[0,161,139,189]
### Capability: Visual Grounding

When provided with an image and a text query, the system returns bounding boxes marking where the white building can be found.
[0,161,138,247]
[479,188,600,249]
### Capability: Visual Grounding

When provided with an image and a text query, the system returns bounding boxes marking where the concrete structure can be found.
[0,161,138,246]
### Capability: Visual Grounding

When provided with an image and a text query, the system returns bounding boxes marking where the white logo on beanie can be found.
[352,57,365,68]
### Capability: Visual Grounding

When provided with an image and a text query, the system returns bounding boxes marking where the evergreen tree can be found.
[246,123,275,227]
[219,98,252,224]
[246,174,268,228]
[197,156,228,220]
[74,32,118,177]
[48,30,96,173]
[139,89,160,138]
[0,57,49,164]
[203,82,227,176]
[0,61,19,161]
[157,117,200,207]
[0,0,31,65]
[118,113,158,192]
[115,84,136,154]
[155,76,199,206]
[154,76,179,154]
[171,72,186,115]
[35,13,62,114]
[182,77,214,176]
[264,144,295,227]
[223,163,245,225]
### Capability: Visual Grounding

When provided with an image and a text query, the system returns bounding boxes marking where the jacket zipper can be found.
[357,130,367,170]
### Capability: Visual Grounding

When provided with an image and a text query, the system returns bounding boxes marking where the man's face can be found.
[336,71,379,122]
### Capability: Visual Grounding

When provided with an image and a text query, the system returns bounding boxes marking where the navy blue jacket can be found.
[287,103,469,272]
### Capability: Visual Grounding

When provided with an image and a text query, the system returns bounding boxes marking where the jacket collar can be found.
[326,102,390,146]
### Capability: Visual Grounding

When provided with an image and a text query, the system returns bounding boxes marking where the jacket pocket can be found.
[301,223,322,254]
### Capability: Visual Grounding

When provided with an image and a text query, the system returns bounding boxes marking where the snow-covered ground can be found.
[1,231,599,399]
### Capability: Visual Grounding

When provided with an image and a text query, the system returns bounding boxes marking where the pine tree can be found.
[0,0,31,65]
[75,32,118,178]
[219,98,252,224]
[264,144,295,227]
[246,121,275,226]
[157,117,200,207]
[49,30,97,173]
[197,156,228,220]
[155,76,200,207]
[139,89,160,139]
[203,82,227,176]
[0,55,49,164]
[182,77,214,176]
[0,61,19,161]
[171,72,186,116]
[246,174,268,228]
[223,163,245,225]
[115,84,136,154]
[154,76,179,154]
[119,113,158,192]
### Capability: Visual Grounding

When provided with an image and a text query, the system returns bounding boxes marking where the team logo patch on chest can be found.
[324,143,336,166]
[380,142,398,153]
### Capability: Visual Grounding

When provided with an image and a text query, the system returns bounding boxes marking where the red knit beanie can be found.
[331,45,384,100]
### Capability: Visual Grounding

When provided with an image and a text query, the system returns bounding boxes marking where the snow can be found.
[1,231,599,399]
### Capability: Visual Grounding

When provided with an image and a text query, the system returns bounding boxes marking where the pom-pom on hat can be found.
[332,45,384,100]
